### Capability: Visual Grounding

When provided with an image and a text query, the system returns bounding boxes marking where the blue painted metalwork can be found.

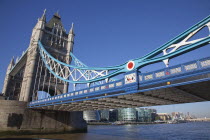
[37,15,210,84]
[29,56,210,108]
[38,41,125,83]
[137,15,210,61]
[28,15,210,108]
[70,52,88,67]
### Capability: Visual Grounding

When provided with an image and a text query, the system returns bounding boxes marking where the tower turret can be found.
[19,10,47,101]
[18,11,74,101]
[67,23,75,56]
[63,23,75,93]
[7,57,15,74]
[2,57,15,95]
[40,9,46,22]
[30,9,46,43]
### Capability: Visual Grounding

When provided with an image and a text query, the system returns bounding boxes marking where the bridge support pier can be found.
[0,100,87,135]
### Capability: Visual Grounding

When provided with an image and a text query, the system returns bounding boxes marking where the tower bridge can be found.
[29,56,210,111]
[1,10,210,133]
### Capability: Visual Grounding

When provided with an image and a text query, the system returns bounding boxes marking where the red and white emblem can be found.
[125,73,136,84]
[126,61,135,70]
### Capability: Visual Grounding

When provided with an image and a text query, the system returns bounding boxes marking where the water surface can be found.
[1,122,210,140]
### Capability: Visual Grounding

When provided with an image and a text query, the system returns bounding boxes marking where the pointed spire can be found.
[54,10,61,19]
[40,9,46,21]
[7,57,15,72]
[10,57,15,66]
[69,23,74,35]
[15,57,19,63]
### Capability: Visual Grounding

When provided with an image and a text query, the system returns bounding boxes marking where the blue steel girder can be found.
[139,15,210,61]
[29,56,210,108]
[38,15,210,84]
[29,58,210,108]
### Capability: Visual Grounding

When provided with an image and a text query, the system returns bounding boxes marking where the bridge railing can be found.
[29,78,125,106]
[139,57,210,84]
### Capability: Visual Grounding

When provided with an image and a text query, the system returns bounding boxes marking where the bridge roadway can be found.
[29,57,210,111]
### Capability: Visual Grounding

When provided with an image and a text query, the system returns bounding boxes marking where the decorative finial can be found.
[69,22,74,34]
[40,9,46,21]
[71,22,74,29]
[43,9,46,15]
[16,57,19,63]
[10,56,15,65]
[54,10,61,18]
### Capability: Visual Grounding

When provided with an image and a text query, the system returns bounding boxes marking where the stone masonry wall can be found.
[0,100,87,134]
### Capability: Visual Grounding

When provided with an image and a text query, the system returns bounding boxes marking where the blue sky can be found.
[0,0,210,117]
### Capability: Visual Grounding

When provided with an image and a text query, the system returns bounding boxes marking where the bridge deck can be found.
[29,57,210,111]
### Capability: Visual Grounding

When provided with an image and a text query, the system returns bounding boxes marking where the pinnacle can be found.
[40,9,46,21]
[54,10,61,19]
[69,23,74,35]
[9,57,15,66]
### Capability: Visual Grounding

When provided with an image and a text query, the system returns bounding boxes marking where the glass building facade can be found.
[136,108,156,122]
[100,110,109,121]
[84,108,157,122]
[118,108,137,121]
[83,110,100,122]
[117,108,156,122]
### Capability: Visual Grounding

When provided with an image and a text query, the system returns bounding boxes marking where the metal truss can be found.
[162,20,210,67]
[39,42,122,84]
[38,15,210,84]
[70,52,110,85]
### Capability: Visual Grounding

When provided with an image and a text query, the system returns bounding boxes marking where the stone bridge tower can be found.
[2,10,74,102]
[0,10,86,134]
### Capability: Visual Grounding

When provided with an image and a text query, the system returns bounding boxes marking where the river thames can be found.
[1,122,210,140]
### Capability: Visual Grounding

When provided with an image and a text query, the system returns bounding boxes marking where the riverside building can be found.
[136,108,157,122]
[100,110,109,121]
[83,110,100,122]
[118,108,156,122]
[118,108,137,121]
